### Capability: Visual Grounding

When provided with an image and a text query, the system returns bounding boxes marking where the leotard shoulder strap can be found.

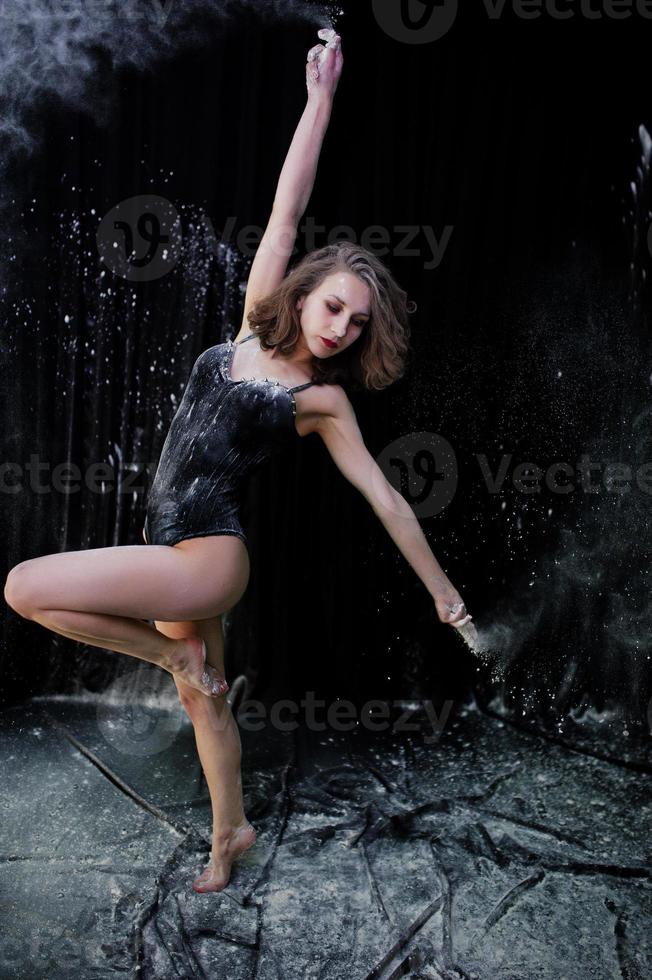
[288,380,315,393]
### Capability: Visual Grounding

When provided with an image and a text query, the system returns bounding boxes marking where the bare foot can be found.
[166,636,229,698]
[192,822,257,893]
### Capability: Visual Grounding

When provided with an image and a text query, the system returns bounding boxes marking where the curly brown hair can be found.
[245,242,416,392]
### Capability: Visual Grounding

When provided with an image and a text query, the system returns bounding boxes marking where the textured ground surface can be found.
[1,674,650,979]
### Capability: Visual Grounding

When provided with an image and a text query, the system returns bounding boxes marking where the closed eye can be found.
[326,302,367,328]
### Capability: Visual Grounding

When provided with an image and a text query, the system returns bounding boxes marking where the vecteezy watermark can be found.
[5,449,652,504]
[96,195,182,281]
[0,456,157,496]
[367,435,652,523]
[477,452,652,495]
[95,197,453,280]
[372,0,652,43]
[233,694,455,745]
[97,690,455,749]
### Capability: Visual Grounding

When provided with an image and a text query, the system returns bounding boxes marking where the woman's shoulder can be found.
[306,379,349,411]
[191,342,227,368]
[295,381,352,437]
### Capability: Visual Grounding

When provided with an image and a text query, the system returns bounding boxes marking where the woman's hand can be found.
[434,591,484,652]
[434,592,473,630]
[305,29,343,103]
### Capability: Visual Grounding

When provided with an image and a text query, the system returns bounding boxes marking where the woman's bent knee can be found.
[4,562,38,618]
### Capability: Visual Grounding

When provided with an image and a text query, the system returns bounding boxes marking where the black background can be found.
[2,2,651,739]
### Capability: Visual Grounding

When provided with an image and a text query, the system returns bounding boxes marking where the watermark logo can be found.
[4,449,652,503]
[95,199,453,279]
[96,668,184,756]
[374,431,458,519]
[96,194,182,281]
[372,0,459,43]
[373,0,652,42]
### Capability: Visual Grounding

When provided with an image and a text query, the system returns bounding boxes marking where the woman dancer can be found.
[4,31,474,893]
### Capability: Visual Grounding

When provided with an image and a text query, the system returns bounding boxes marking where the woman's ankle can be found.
[212,817,251,841]
[164,637,228,697]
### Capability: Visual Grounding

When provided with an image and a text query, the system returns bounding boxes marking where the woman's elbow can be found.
[368,481,403,517]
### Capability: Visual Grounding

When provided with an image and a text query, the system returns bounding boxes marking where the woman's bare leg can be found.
[3,540,248,697]
[4,538,253,889]
[156,615,256,893]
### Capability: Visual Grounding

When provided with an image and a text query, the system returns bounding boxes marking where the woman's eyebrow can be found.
[327,294,370,317]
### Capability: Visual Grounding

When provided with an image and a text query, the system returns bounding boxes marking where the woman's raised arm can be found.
[274,28,343,218]
[236,31,343,335]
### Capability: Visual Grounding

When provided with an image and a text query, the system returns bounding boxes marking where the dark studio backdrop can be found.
[1,3,651,754]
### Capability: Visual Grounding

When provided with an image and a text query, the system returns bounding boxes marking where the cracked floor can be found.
[1,671,650,979]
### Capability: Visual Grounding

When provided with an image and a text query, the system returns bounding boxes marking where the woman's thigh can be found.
[4,536,249,623]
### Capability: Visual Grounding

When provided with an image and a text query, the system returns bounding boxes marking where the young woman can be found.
[4,31,474,893]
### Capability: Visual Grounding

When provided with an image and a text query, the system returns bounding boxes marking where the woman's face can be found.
[296,271,371,358]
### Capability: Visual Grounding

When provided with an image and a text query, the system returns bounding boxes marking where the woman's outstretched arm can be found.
[314,387,474,632]
[236,30,343,335]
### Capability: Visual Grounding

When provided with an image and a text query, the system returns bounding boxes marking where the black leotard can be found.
[143,333,317,549]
